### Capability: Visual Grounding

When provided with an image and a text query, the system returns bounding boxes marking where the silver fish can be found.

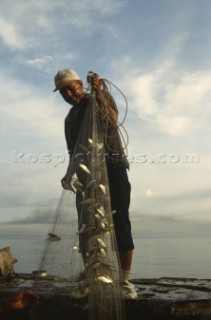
[96,207,105,217]
[72,245,80,252]
[87,237,106,253]
[72,178,84,193]
[97,238,106,248]
[86,179,96,189]
[96,275,113,284]
[96,142,103,151]
[99,184,106,195]
[101,230,111,236]
[98,225,113,235]
[88,138,93,146]
[79,164,91,175]
[88,139,103,151]
[99,222,106,230]
[47,233,61,241]
[98,217,109,226]
[86,248,105,259]
[99,248,106,257]
[87,202,101,213]
[87,234,99,246]
[95,213,101,220]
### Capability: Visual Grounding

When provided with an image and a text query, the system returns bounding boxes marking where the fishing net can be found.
[33,93,125,320]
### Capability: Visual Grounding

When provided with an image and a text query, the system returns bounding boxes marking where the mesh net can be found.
[33,94,125,320]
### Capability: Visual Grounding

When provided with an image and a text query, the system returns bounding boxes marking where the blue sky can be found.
[0,0,211,235]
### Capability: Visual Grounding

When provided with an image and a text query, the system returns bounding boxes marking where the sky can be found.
[0,0,211,236]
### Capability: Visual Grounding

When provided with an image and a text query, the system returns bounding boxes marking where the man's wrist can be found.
[95,84,103,97]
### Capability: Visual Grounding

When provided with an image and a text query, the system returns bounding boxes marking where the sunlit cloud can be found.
[0,71,65,147]
[130,64,211,136]
[145,189,159,197]
[110,28,211,137]
[0,16,24,49]
[24,56,53,70]
[0,0,124,50]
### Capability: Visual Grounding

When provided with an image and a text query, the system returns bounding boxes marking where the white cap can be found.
[53,69,80,92]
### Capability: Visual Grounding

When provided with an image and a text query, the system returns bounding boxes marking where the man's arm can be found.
[61,155,76,192]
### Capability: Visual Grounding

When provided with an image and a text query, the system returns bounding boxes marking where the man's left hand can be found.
[89,75,102,96]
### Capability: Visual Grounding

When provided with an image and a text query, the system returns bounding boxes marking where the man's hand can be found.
[3,290,39,310]
[61,175,75,193]
[89,74,102,96]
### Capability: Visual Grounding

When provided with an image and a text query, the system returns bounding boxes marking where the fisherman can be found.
[53,69,137,299]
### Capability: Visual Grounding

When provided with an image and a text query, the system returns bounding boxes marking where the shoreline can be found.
[0,274,211,319]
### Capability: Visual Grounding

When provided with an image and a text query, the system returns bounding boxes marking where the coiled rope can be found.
[85,76,129,155]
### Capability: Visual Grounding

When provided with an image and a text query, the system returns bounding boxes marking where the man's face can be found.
[59,80,84,105]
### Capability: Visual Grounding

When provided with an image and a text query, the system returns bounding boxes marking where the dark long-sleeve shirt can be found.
[64,94,129,169]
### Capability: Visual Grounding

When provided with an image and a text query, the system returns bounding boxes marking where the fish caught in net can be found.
[33,93,125,320]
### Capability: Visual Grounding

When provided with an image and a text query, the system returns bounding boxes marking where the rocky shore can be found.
[0,274,211,319]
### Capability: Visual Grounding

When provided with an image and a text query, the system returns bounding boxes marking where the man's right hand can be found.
[61,175,75,193]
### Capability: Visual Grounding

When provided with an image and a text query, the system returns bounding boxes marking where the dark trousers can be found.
[76,167,134,256]
[108,167,134,252]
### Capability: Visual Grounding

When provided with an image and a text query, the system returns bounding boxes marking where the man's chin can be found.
[66,97,79,105]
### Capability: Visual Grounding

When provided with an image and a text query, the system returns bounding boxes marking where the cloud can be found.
[128,62,191,133]
[109,26,211,137]
[145,189,159,197]
[129,63,211,136]
[144,188,211,202]
[4,209,53,224]
[0,0,124,53]
[131,179,211,221]
[24,56,53,70]
[129,150,211,222]
[0,162,65,219]
[0,16,24,49]
[0,70,66,150]
[23,53,77,74]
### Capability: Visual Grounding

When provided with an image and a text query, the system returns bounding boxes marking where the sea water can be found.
[0,232,210,279]
[132,232,211,279]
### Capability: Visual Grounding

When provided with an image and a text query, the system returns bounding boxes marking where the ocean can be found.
[0,231,210,279]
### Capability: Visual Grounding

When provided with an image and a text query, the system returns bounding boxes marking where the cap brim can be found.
[53,79,75,92]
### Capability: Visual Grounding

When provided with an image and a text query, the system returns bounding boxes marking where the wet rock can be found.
[0,275,211,319]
